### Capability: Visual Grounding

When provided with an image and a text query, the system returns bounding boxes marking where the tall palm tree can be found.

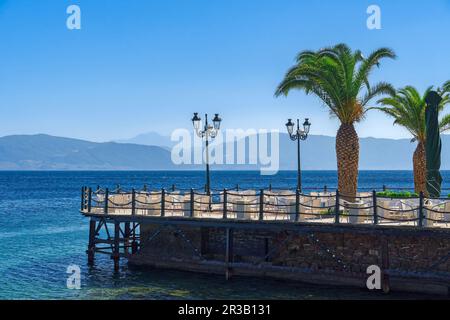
[275,44,396,199]
[377,86,450,194]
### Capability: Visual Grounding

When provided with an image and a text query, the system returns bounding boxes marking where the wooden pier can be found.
[80,186,450,295]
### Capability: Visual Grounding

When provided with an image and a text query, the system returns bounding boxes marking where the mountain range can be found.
[0,133,449,170]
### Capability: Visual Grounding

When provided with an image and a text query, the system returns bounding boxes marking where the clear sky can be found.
[0,0,450,142]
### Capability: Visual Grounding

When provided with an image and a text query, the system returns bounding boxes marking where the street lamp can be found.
[286,118,311,192]
[192,113,222,194]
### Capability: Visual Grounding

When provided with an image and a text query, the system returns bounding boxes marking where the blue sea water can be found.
[0,170,449,300]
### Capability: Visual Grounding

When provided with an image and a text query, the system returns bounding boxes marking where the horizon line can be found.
[2,132,450,144]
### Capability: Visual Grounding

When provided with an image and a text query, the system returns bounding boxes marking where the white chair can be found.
[310,198,323,216]
[297,196,313,222]
[275,192,295,219]
[109,194,131,215]
[347,201,366,224]
[193,194,211,217]
[135,193,148,215]
[148,192,162,216]
[134,192,161,216]
[287,199,298,222]
[377,200,388,219]
[399,199,418,222]
[424,206,434,228]
[234,200,252,220]
[182,195,192,217]
[225,191,258,219]
[165,192,183,216]
[444,202,450,224]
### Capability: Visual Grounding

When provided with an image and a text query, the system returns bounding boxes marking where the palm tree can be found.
[275,44,396,199]
[377,86,450,195]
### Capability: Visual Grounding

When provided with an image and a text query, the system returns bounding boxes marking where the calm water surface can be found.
[0,171,448,300]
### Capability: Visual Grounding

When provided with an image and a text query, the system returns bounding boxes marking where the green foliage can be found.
[377,85,450,141]
[377,190,418,199]
[275,44,396,125]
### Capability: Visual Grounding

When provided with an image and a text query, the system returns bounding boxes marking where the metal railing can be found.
[80,186,450,228]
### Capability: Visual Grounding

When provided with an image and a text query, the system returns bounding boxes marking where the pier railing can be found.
[80,186,450,228]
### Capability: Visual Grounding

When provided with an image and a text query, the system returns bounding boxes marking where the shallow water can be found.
[0,171,448,300]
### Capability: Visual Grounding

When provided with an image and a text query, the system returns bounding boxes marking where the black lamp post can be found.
[192,113,222,194]
[286,118,311,192]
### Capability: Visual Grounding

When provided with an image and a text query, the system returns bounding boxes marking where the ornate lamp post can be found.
[286,118,311,192]
[192,113,222,194]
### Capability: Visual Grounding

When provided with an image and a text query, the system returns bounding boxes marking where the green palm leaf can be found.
[440,114,450,133]
[376,85,450,141]
[275,44,396,125]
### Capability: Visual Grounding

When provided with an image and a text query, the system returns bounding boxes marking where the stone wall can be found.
[130,221,450,295]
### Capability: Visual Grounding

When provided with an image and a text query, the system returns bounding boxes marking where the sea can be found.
[1,170,449,300]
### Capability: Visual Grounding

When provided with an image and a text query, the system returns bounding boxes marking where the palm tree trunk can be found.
[336,123,359,201]
[413,141,427,196]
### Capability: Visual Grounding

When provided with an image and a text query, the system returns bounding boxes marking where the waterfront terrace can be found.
[80,185,450,296]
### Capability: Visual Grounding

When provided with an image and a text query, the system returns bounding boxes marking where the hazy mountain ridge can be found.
[0,134,175,170]
[0,133,449,170]
[116,132,174,149]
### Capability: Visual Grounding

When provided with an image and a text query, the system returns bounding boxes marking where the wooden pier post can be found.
[81,187,85,211]
[223,189,228,219]
[161,189,166,217]
[131,189,136,216]
[373,190,378,225]
[124,222,131,255]
[190,188,195,218]
[335,190,340,224]
[259,189,264,221]
[87,187,92,212]
[419,192,424,227]
[113,222,120,272]
[295,188,300,222]
[225,228,234,280]
[87,219,96,265]
[104,188,109,215]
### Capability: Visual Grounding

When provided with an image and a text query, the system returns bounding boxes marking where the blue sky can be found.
[0,0,450,142]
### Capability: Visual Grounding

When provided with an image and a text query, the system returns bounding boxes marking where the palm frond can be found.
[361,82,396,107]
[440,114,450,133]
[442,80,450,93]
[374,86,447,142]
[275,44,396,125]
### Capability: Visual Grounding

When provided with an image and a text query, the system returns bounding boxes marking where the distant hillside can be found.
[0,133,449,170]
[0,134,176,170]
[116,132,174,149]
[117,131,450,170]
